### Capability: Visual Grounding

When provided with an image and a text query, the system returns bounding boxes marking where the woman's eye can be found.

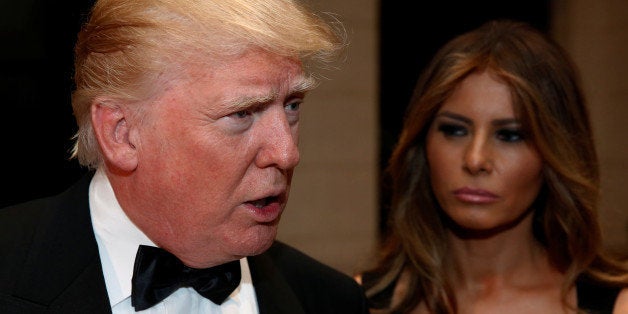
[438,123,467,137]
[496,129,524,142]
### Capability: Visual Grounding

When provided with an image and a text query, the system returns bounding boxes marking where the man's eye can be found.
[496,129,524,142]
[285,102,300,111]
[284,101,302,125]
[437,123,467,137]
[231,110,251,119]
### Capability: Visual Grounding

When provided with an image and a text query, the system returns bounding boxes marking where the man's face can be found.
[123,49,309,267]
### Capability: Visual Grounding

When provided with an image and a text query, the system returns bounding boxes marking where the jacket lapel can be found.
[248,251,306,314]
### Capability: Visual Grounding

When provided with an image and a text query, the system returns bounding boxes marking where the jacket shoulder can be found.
[0,197,57,283]
[0,172,93,273]
[263,241,368,313]
[0,172,110,312]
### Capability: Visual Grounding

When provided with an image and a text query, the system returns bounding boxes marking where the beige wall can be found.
[552,0,628,255]
[276,0,379,275]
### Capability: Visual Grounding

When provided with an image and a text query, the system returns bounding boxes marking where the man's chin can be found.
[239,227,277,257]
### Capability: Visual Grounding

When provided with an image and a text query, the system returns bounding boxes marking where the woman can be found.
[359,20,628,313]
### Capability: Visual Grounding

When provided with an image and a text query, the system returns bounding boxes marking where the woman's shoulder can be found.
[613,288,628,314]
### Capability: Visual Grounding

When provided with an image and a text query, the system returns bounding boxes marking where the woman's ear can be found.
[91,100,139,172]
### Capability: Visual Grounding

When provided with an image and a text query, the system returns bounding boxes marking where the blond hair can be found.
[71,0,345,168]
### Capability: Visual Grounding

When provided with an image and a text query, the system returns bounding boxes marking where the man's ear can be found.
[91,100,138,172]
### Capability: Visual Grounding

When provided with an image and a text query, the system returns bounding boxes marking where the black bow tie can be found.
[131,245,241,311]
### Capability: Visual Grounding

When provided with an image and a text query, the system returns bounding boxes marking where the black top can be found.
[577,274,621,314]
[362,272,621,313]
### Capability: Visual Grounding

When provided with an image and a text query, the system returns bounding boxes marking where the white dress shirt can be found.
[89,168,259,313]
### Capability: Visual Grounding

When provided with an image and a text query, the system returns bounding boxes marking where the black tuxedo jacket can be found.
[0,174,368,313]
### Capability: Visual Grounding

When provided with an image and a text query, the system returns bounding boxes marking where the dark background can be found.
[0,1,550,235]
[0,0,93,208]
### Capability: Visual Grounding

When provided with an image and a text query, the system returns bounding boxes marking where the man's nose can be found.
[254,108,300,170]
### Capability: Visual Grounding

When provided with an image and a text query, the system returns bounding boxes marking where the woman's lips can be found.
[453,187,499,204]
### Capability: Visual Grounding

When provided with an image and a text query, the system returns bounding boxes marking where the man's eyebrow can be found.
[227,94,275,112]
[223,75,317,111]
[290,75,318,94]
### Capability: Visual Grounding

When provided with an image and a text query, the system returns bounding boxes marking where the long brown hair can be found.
[363,20,627,313]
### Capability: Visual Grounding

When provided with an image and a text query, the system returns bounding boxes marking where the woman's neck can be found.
[446,212,558,291]
[439,212,576,313]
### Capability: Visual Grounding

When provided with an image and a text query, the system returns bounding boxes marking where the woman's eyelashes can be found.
[437,123,468,137]
[436,122,525,143]
[495,128,525,142]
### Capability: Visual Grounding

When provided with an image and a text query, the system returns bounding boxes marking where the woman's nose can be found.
[463,136,493,175]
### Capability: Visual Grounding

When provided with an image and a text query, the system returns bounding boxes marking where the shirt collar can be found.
[89,168,156,306]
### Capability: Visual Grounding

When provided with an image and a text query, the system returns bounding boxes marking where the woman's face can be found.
[425,71,543,233]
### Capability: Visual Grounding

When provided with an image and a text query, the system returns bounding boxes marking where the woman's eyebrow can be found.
[436,111,520,127]
[492,118,520,127]
[435,111,472,124]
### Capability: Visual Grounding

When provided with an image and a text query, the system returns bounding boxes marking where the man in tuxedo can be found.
[0,0,368,313]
